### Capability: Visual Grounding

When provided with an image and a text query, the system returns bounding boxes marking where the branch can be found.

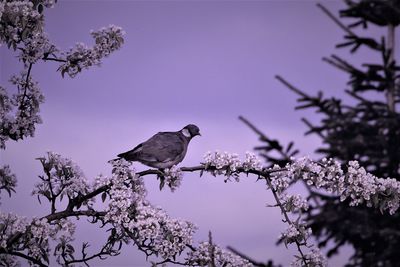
[275,75,308,98]
[42,56,67,63]
[72,165,284,211]
[62,241,120,266]
[239,115,294,162]
[2,251,47,267]
[316,3,356,37]
[264,176,308,266]
[45,210,106,222]
[18,63,33,110]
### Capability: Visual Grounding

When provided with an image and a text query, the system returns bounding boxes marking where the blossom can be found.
[163,165,183,192]
[130,201,196,259]
[291,248,327,267]
[18,32,57,64]
[0,165,17,202]
[274,157,400,214]
[203,150,262,180]
[59,25,125,78]
[242,151,262,171]
[0,1,43,49]
[0,72,44,149]
[104,160,196,260]
[33,152,90,207]
[0,213,30,249]
[280,193,309,212]
[187,241,252,267]
[279,223,311,247]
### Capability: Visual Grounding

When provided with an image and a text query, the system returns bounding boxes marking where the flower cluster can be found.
[242,151,263,171]
[280,193,309,213]
[291,248,327,267]
[129,201,196,259]
[59,25,125,78]
[0,254,19,267]
[0,1,43,50]
[0,165,17,202]
[163,165,183,192]
[0,210,77,265]
[104,159,146,226]
[33,152,90,206]
[0,213,57,262]
[273,157,400,214]
[18,32,56,64]
[0,72,44,149]
[53,219,76,244]
[204,151,242,171]
[187,241,252,267]
[92,25,125,58]
[203,151,262,180]
[105,160,196,260]
[26,218,55,259]
[0,213,30,249]
[279,222,311,247]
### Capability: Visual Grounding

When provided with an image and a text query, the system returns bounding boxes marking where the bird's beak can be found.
[198,133,201,136]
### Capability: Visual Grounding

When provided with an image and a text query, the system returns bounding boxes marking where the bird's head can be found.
[181,124,201,138]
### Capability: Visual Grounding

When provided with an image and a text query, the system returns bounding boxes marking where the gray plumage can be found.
[117,124,200,169]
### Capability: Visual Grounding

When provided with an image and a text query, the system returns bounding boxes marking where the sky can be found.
[1,0,397,266]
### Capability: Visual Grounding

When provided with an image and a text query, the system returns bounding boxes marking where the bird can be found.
[117,124,201,169]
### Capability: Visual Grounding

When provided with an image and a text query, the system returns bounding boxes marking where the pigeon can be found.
[117,124,201,169]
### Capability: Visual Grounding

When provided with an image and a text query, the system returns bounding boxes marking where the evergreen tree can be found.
[246,1,400,266]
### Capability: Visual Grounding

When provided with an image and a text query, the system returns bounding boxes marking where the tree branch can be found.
[1,251,47,267]
[18,63,33,110]
[316,3,356,37]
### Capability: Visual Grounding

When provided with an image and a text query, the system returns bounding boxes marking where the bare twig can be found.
[316,3,356,37]
[275,75,308,98]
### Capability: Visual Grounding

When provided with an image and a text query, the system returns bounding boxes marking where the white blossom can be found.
[32,152,90,205]
[18,32,57,64]
[203,150,263,181]
[59,25,125,78]
[0,213,30,249]
[274,157,400,214]
[163,165,183,192]
[187,241,252,267]
[0,165,17,202]
[279,223,311,247]
[104,160,196,260]
[0,1,43,49]
[291,248,327,267]
[280,193,309,212]
[242,151,262,171]
[0,72,44,149]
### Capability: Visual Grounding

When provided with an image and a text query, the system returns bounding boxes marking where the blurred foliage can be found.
[248,0,400,266]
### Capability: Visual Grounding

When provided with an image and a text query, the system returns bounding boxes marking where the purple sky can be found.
[2,1,396,266]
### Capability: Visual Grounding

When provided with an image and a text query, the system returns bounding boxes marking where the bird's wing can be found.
[139,132,185,163]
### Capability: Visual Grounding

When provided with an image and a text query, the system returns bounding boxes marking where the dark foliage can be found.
[247,1,400,266]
